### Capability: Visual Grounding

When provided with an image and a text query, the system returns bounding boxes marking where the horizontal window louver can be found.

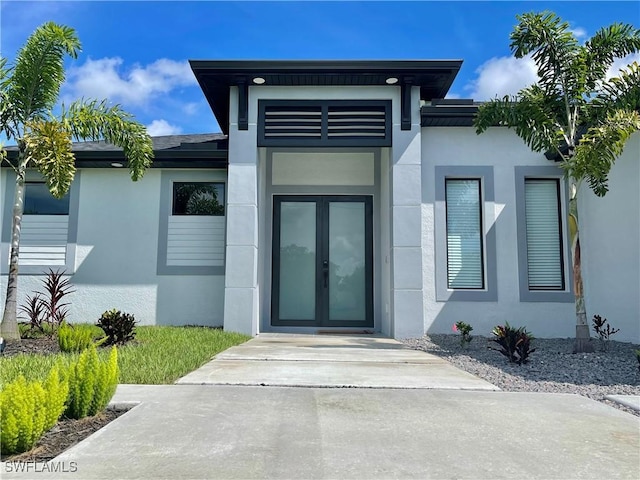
[525,179,564,290]
[258,100,391,146]
[263,106,322,139]
[445,179,484,289]
[327,105,387,139]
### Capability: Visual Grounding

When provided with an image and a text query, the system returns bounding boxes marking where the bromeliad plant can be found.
[490,323,536,365]
[591,314,619,352]
[453,321,473,348]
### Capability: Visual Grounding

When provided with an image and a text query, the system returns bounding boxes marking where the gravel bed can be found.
[401,334,640,416]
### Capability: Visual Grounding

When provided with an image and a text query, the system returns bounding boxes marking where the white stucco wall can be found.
[421,127,577,339]
[0,168,225,327]
[579,133,639,343]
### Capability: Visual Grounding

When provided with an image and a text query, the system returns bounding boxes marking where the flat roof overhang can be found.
[190,60,464,133]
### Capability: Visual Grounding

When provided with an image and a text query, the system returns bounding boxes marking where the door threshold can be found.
[316,329,376,335]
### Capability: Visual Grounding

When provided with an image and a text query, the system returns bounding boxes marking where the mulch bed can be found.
[1,336,128,462]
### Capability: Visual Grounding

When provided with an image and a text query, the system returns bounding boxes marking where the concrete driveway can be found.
[2,334,639,480]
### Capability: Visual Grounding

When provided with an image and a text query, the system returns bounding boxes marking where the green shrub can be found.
[635,349,640,372]
[0,364,68,455]
[592,314,619,352]
[58,322,106,353]
[97,309,137,345]
[65,346,119,419]
[490,323,536,365]
[453,321,473,347]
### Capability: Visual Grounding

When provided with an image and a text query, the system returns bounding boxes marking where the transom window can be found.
[24,183,70,215]
[172,182,225,216]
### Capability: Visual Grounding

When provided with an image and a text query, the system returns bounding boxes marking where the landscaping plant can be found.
[0,364,68,454]
[591,314,619,352]
[65,345,118,419]
[490,323,536,365]
[18,269,74,336]
[0,22,153,340]
[453,321,473,348]
[474,12,640,353]
[635,349,640,372]
[97,309,137,345]
[58,322,106,353]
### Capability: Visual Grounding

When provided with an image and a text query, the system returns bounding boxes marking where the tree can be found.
[474,11,640,352]
[0,22,154,340]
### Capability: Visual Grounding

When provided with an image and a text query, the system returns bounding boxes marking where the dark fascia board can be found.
[421,103,480,127]
[3,148,228,169]
[190,59,463,134]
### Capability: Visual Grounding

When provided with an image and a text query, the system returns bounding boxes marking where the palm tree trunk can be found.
[0,151,27,340]
[570,195,594,353]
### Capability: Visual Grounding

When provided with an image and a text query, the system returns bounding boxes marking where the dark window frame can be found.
[23,182,70,216]
[171,182,225,216]
[444,177,485,290]
[524,177,566,291]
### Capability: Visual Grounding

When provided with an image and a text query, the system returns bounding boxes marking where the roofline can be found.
[190,59,464,134]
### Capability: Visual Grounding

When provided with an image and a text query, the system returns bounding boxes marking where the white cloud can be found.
[64,57,197,106]
[606,53,640,79]
[569,27,587,40]
[146,119,182,137]
[182,102,200,116]
[465,55,538,100]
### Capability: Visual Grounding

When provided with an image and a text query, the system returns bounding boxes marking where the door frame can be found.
[271,195,374,328]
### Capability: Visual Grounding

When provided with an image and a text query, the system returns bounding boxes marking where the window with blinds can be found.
[524,179,564,290]
[445,179,484,289]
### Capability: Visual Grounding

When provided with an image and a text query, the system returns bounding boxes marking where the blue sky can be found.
[1,1,639,136]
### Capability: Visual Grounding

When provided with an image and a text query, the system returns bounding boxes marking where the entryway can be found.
[271,195,373,328]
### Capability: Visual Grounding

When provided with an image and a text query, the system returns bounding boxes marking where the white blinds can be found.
[525,179,564,289]
[445,179,483,289]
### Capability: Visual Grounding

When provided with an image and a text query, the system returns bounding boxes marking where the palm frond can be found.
[584,24,640,89]
[474,88,565,155]
[565,110,640,196]
[63,99,154,181]
[509,11,580,96]
[7,22,80,124]
[23,119,75,199]
[591,62,640,119]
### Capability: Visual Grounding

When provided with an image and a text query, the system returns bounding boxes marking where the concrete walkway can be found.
[2,334,639,480]
[177,333,498,390]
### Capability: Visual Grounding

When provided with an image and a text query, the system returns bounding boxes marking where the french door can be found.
[271,196,373,327]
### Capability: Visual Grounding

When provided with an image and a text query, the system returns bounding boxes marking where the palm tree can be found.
[0,22,154,340]
[474,12,640,352]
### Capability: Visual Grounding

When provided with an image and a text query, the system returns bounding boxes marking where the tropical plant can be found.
[591,314,619,352]
[0,22,154,340]
[453,321,473,347]
[96,309,137,345]
[474,11,640,352]
[490,323,536,365]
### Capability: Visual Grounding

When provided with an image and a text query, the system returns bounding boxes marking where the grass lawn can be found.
[0,326,250,385]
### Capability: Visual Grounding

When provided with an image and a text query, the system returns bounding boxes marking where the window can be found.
[24,183,70,215]
[515,167,572,302]
[524,179,564,290]
[172,182,225,216]
[1,175,79,274]
[445,179,484,289]
[157,172,226,275]
[434,166,496,302]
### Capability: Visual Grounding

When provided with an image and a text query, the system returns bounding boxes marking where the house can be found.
[1,60,638,342]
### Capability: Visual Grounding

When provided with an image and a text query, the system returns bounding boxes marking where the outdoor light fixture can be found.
[253,77,266,84]
[110,162,124,168]
[385,77,399,84]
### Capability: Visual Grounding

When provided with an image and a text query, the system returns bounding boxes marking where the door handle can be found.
[322,260,329,288]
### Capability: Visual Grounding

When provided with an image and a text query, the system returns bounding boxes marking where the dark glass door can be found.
[272,196,373,327]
